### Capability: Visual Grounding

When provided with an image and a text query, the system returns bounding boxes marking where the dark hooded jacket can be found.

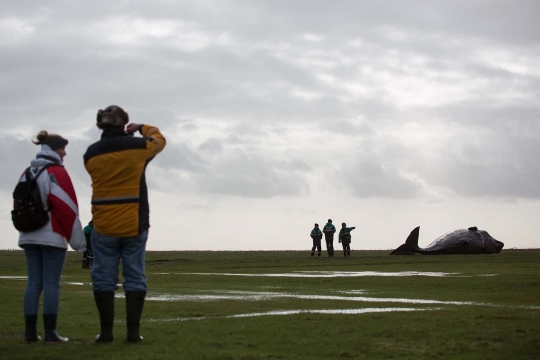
[339,227,356,243]
[310,227,323,241]
[323,222,336,239]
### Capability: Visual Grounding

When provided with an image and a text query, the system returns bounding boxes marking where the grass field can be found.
[0,249,539,359]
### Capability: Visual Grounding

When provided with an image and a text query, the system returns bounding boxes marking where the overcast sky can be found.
[1,0,539,251]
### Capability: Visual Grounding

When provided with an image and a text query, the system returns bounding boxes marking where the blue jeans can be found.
[22,245,67,315]
[91,230,148,292]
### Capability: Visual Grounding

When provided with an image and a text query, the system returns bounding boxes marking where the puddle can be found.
[177,271,459,278]
[145,290,478,306]
[65,282,92,286]
[227,307,440,318]
[337,290,367,295]
[149,307,440,322]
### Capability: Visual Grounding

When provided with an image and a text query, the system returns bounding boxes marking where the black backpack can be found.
[12,165,53,232]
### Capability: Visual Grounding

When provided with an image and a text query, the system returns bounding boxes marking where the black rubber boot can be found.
[94,291,114,342]
[24,314,41,342]
[43,314,68,342]
[126,291,146,342]
[347,250,351,257]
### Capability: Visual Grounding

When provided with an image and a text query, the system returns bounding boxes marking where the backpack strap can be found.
[28,164,54,181]
[22,164,55,212]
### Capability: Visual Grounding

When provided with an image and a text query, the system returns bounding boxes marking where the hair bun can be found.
[34,130,48,144]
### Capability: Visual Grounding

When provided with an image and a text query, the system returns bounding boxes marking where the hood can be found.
[30,145,63,168]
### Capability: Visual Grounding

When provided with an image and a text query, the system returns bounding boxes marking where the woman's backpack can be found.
[11,165,52,232]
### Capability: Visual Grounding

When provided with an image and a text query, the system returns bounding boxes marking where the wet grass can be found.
[0,249,539,359]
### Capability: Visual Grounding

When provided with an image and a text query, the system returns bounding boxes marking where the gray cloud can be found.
[338,159,423,199]
[0,137,39,187]
[196,148,311,198]
[2,1,540,251]
[413,119,540,198]
[1,0,539,201]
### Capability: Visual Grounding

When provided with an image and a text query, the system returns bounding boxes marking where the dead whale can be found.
[390,226,504,255]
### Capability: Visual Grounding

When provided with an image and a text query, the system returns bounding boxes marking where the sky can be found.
[1,0,539,251]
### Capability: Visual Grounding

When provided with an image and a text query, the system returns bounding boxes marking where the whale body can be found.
[390,226,504,255]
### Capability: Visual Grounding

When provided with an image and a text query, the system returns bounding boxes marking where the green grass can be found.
[1,249,539,359]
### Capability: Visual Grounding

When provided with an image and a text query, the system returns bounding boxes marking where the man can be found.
[82,220,94,269]
[310,223,323,257]
[322,219,336,257]
[339,222,356,257]
[83,105,166,342]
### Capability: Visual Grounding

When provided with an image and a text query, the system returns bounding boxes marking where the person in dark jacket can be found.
[310,223,323,257]
[84,105,166,343]
[338,222,356,257]
[322,219,336,257]
[82,220,94,269]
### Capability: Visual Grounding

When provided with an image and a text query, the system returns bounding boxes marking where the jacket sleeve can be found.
[141,124,166,158]
[47,166,86,253]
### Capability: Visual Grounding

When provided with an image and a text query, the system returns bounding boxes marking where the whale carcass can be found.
[390,226,504,255]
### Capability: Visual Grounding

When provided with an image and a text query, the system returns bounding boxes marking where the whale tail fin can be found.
[390,226,420,255]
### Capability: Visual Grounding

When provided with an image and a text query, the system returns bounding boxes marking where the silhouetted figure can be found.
[310,223,323,257]
[339,223,356,257]
[82,220,94,269]
[323,219,336,257]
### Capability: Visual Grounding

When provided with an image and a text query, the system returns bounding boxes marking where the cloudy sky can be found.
[2,0,539,251]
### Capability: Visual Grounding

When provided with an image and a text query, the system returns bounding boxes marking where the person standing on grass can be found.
[323,219,336,257]
[84,105,166,343]
[18,131,86,343]
[339,222,356,257]
[82,220,94,269]
[310,223,323,257]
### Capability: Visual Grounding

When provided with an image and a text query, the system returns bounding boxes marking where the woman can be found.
[18,130,86,343]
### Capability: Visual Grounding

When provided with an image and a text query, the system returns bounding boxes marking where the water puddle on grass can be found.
[65,282,92,286]
[336,289,367,295]
[149,307,441,322]
[227,307,441,318]
[176,271,459,278]
[64,282,122,287]
[145,290,478,306]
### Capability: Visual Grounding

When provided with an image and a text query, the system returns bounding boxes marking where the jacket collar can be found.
[101,127,128,139]
[31,146,63,168]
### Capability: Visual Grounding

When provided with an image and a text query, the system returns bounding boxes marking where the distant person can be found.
[323,219,336,257]
[17,131,86,342]
[82,220,94,269]
[84,105,166,342]
[339,222,356,257]
[310,223,323,257]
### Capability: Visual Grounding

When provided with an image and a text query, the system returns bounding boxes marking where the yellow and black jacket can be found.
[83,125,166,237]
